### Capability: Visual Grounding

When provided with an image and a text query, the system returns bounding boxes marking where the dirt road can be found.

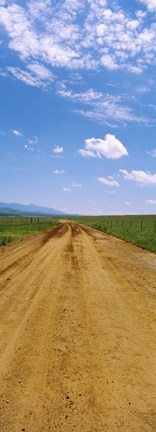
[0,222,156,431]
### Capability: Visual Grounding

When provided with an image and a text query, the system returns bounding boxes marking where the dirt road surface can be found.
[0,221,156,432]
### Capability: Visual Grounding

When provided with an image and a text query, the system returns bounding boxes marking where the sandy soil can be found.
[0,221,156,432]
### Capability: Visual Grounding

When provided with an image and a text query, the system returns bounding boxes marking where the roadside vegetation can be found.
[69,215,156,254]
[0,216,59,246]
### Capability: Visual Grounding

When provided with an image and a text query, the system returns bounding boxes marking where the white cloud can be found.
[13,129,23,136]
[125,201,131,205]
[27,63,54,80]
[136,10,147,19]
[57,84,148,126]
[140,0,156,11]
[0,4,39,59]
[149,104,156,111]
[120,169,156,185]
[53,146,64,154]
[28,0,52,21]
[71,181,82,188]
[53,169,65,174]
[78,134,128,159]
[147,149,156,157]
[8,67,42,87]
[145,199,156,204]
[28,136,38,145]
[63,187,71,192]
[101,54,118,70]
[137,85,150,93]
[97,177,119,187]
[104,190,116,194]
[8,63,54,88]
[1,0,156,83]
[24,144,34,151]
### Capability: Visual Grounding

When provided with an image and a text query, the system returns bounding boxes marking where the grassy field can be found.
[1,214,156,254]
[69,215,156,254]
[0,216,59,246]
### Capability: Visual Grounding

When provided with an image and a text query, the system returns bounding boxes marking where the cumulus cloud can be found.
[120,169,156,185]
[28,136,38,145]
[101,54,118,70]
[97,177,120,187]
[147,149,156,157]
[71,181,82,188]
[53,169,65,174]
[140,0,156,11]
[78,134,128,159]
[13,129,23,136]
[63,187,71,192]
[145,199,156,204]
[24,144,34,151]
[53,146,64,154]
[28,0,52,21]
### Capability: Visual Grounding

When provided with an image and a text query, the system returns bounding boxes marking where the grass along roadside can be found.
[0,217,59,246]
[68,215,156,254]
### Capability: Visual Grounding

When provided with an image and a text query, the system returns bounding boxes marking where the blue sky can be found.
[0,0,156,215]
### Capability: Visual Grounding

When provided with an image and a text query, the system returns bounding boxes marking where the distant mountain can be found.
[0,202,66,216]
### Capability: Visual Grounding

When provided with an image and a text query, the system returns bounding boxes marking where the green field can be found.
[69,215,156,254]
[1,215,156,254]
[0,216,59,246]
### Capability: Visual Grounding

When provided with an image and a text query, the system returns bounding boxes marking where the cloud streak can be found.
[97,177,119,187]
[145,199,156,204]
[57,84,148,126]
[13,129,23,137]
[8,63,54,88]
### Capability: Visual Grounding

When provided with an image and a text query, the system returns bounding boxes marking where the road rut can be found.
[0,222,156,431]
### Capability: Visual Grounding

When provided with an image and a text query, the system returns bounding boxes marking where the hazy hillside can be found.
[0,202,65,216]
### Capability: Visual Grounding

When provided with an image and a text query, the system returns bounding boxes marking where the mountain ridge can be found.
[0,202,66,216]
